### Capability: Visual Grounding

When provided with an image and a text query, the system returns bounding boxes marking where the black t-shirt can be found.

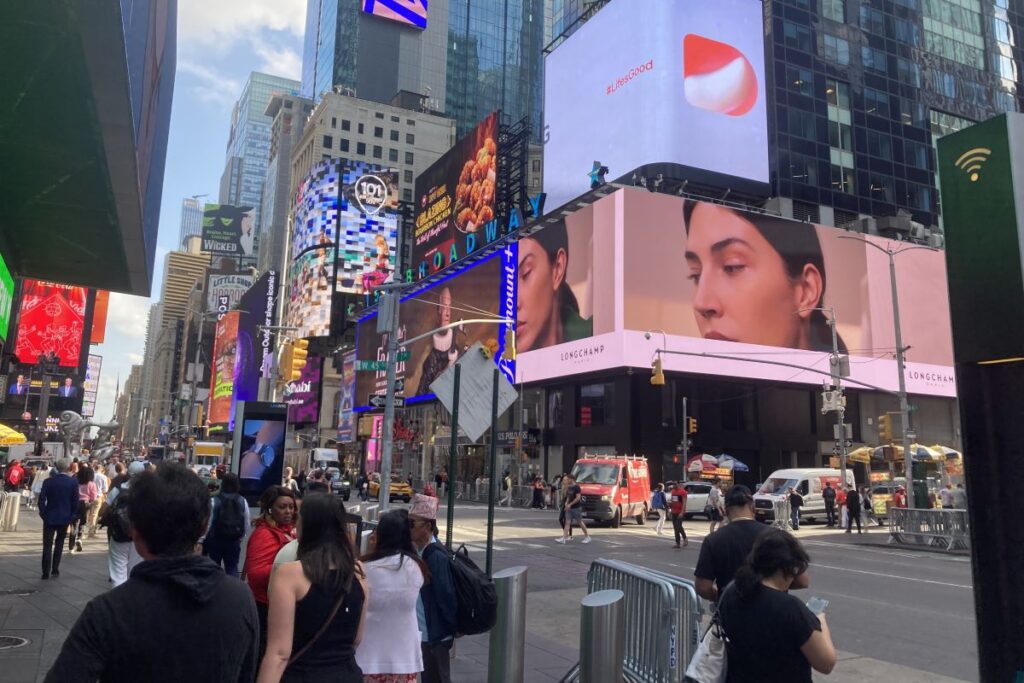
[694,520,767,592]
[565,484,582,508]
[718,584,821,683]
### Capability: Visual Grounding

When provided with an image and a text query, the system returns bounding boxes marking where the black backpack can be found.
[212,493,246,539]
[100,485,133,543]
[431,543,498,636]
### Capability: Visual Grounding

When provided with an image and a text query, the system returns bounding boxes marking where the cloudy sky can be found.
[92,0,306,420]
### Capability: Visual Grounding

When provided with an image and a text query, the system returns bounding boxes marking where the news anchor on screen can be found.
[58,377,77,398]
[8,374,28,395]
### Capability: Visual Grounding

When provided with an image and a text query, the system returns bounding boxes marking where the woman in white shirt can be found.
[356,510,429,683]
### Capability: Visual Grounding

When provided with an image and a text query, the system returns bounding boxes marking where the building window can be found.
[786,65,813,95]
[322,135,333,149]
[893,18,921,45]
[862,46,888,74]
[822,0,845,22]
[390,129,399,142]
[358,123,364,134]
[403,169,413,184]
[787,152,818,185]
[823,35,850,65]
[548,390,564,426]
[864,87,891,118]
[869,174,895,203]
[405,151,414,165]
[532,159,541,172]
[830,163,855,193]
[900,99,927,127]
[905,140,931,170]
[373,145,382,159]
[342,119,351,131]
[788,109,817,141]
[827,79,854,194]
[859,6,885,36]
[897,59,921,87]
[783,21,812,52]
[923,0,984,68]
[407,119,416,126]
[907,184,932,211]
[577,382,615,427]
[867,130,892,160]
[331,117,337,128]
[389,148,399,162]
[284,100,293,109]
[390,115,400,122]
[374,126,383,138]
[930,69,958,99]
[406,133,415,144]
[340,138,350,152]
[357,142,366,155]
[930,110,974,138]
[375,112,384,119]
[402,188,412,202]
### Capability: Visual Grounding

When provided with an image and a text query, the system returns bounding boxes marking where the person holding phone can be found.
[717,529,837,682]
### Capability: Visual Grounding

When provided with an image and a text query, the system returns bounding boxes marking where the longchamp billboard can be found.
[513,189,956,397]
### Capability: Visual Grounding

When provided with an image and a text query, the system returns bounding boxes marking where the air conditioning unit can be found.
[928,232,945,248]
[856,216,878,235]
[909,221,928,241]
[877,210,913,238]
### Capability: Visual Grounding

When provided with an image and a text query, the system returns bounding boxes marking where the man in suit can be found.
[9,374,27,395]
[58,378,76,398]
[38,458,80,579]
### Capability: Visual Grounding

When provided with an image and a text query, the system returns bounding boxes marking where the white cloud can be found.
[178,60,243,109]
[178,0,306,50]
[252,42,303,80]
[106,293,151,341]
[128,353,144,365]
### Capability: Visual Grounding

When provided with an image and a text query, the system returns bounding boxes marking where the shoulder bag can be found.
[684,590,731,683]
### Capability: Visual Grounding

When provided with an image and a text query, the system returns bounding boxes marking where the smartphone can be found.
[805,597,829,615]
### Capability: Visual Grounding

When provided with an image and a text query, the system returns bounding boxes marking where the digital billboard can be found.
[13,280,88,367]
[514,189,956,397]
[0,251,12,342]
[202,204,257,258]
[89,291,109,344]
[209,311,240,429]
[412,112,499,279]
[542,0,769,208]
[82,354,102,418]
[337,350,356,442]
[206,273,256,313]
[284,356,323,424]
[231,401,287,502]
[362,0,428,29]
[355,247,517,408]
[287,158,400,337]
[231,272,279,429]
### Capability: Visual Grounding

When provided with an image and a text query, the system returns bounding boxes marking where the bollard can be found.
[488,565,528,683]
[579,589,625,683]
[359,529,374,555]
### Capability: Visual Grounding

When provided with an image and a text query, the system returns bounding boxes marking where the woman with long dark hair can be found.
[717,529,837,682]
[245,486,297,656]
[516,220,592,353]
[69,465,97,553]
[683,201,847,353]
[357,509,430,682]
[258,493,367,683]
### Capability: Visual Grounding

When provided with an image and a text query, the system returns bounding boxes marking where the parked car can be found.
[368,473,413,503]
[326,467,352,501]
[648,481,714,519]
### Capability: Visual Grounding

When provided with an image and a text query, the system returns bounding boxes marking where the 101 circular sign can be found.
[354,174,389,216]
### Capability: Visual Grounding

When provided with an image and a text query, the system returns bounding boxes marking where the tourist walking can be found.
[257,493,366,683]
[556,473,590,544]
[38,458,79,580]
[29,464,51,510]
[408,495,457,683]
[88,465,109,538]
[244,486,297,656]
[531,475,547,509]
[694,486,767,603]
[46,463,259,683]
[103,460,147,586]
[668,481,689,548]
[357,509,428,682]
[68,465,97,553]
[204,473,250,577]
[707,480,725,534]
[651,483,668,535]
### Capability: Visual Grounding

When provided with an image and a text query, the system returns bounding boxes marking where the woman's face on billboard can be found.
[438,287,452,326]
[684,203,821,349]
[517,238,566,352]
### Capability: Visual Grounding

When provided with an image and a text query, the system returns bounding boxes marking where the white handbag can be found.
[684,611,728,683]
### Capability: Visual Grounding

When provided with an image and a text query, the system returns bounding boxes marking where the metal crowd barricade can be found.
[0,491,21,532]
[562,558,700,683]
[889,507,970,551]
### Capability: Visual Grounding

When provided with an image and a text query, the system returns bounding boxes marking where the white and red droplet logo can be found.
[683,34,758,116]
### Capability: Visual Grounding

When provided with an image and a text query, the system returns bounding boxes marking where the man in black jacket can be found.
[409,494,457,683]
[845,485,863,534]
[822,482,837,527]
[46,463,259,683]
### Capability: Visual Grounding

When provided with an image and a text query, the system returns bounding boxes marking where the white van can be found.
[753,468,855,524]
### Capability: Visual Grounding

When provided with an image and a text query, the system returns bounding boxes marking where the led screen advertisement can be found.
[287,158,400,338]
[514,189,956,397]
[355,247,517,408]
[202,204,257,258]
[0,251,12,342]
[284,356,323,424]
[89,291,109,344]
[209,311,240,430]
[231,272,279,427]
[82,354,102,418]
[337,350,356,442]
[13,279,89,367]
[362,0,427,28]
[412,112,499,278]
[542,0,769,209]
[231,401,288,501]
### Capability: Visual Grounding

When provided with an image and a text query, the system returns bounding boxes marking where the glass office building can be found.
[301,0,544,139]
[551,0,1024,235]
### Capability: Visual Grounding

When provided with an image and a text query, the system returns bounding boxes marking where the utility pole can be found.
[827,309,850,487]
[888,250,915,505]
[376,287,403,512]
[681,397,688,465]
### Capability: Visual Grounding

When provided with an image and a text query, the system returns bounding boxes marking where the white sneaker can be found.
[555,537,567,544]
[581,536,592,544]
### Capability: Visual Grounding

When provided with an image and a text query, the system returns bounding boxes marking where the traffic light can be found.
[278,340,294,383]
[878,414,893,443]
[289,339,309,381]
[687,417,698,435]
[650,356,665,385]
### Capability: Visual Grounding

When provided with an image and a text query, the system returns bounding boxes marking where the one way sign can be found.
[369,395,404,408]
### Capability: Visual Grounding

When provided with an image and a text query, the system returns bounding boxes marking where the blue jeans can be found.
[791,507,800,529]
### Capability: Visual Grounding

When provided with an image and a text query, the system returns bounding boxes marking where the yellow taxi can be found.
[368,473,414,503]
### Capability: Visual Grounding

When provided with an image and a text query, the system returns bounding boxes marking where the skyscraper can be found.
[301,0,545,140]
[219,72,301,261]
[178,196,204,248]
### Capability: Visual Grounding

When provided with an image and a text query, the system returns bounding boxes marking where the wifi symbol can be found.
[954,147,992,182]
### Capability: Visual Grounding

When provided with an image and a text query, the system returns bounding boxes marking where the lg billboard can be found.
[543,0,769,208]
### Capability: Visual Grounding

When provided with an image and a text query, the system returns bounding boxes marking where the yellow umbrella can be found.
[0,424,27,446]
[930,444,962,459]
[847,446,874,464]
[909,444,943,462]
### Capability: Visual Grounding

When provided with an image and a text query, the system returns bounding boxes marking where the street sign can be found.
[431,342,518,442]
[394,378,405,393]
[396,350,410,361]
[355,360,388,371]
[369,394,403,408]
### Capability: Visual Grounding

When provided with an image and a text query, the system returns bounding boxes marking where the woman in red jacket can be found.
[244,485,297,656]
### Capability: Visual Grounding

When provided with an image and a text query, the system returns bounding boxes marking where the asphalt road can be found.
[437,503,978,682]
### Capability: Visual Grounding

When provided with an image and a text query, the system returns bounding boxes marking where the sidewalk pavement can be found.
[0,501,971,683]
